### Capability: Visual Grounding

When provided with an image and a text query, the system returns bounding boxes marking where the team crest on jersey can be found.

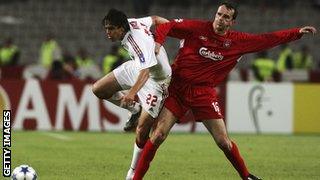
[199,47,223,61]
[129,21,139,29]
[199,36,208,41]
[174,18,183,23]
[223,39,232,48]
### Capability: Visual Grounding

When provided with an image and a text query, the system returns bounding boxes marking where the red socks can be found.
[224,141,250,179]
[133,139,158,180]
[133,139,249,179]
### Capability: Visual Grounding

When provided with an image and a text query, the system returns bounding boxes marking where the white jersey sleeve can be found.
[121,17,171,81]
[122,18,157,71]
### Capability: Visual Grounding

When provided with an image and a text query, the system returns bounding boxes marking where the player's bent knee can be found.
[92,82,110,99]
[92,83,102,98]
[216,137,231,151]
[152,130,167,145]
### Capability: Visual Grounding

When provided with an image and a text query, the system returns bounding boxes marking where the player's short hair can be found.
[102,9,130,32]
[220,2,238,20]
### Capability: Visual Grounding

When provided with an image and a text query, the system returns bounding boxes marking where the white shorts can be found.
[113,61,170,118]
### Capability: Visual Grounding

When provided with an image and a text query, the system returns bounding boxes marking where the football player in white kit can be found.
[92,9,171,179]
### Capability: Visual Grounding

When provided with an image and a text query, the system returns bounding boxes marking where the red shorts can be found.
[164,81,223,122]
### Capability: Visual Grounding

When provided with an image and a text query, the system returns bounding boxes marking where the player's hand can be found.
[299,26,317,35]
[155,42,161,55]
[120,92,136,108]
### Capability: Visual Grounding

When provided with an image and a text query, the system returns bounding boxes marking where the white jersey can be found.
[121,17,171,81]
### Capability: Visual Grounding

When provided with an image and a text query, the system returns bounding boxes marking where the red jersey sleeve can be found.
[236,28,302,54]
[155,19,202,45]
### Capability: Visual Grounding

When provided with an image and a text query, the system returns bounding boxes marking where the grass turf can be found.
[6,131,320,179]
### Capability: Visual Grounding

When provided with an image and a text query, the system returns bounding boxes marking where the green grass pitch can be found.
[6,131,320,179]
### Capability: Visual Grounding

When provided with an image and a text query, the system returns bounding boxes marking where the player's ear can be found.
[119,26,125,33]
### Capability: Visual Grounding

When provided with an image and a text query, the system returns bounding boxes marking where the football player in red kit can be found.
[133,2,316,180]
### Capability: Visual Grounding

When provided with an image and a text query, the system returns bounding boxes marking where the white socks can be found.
[126,143,143,179]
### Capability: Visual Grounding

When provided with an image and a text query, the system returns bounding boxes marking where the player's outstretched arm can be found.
[151,16,169,26]
[151,16,168,55]
[299,26,317,35]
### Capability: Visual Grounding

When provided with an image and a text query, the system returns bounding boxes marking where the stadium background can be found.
[0,0,320,179]
[0,0,319,66]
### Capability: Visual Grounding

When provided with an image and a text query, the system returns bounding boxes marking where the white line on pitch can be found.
[42,132,73,141]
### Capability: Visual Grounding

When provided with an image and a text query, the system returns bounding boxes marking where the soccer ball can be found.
[11,165,38,180]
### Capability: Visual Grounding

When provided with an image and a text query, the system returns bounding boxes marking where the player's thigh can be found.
[202,119,229,142]
[92,72,122,98]
[151,107,177,142]
[112,60,137,89]
[137,109,154,130]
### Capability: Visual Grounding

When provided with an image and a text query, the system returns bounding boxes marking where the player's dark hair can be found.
[102,8,130,32]
[220,2,238,20]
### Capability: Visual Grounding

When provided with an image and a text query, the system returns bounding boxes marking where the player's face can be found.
[104,24,124,42]
[213,5,235,34]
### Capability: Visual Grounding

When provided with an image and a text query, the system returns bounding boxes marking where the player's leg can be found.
[149,107,176,145]
[127,76,171,179]
[133,107,177,180]
[92,71,122,100]
[109,90,141,132]
[136,110,155,146]
[202,119,261,180]
[126,110,154,180]
[123,105,142,132]
[113,90,141,131]
[93,62,142,131]
[92,71,141,113]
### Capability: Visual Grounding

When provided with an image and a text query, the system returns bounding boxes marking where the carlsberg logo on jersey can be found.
[199,47,224,61]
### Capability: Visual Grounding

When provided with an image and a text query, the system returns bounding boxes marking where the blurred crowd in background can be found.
[0,0,319,82]
[0,34,130,80]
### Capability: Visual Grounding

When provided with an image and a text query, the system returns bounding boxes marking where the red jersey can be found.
[155,19,302,86]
